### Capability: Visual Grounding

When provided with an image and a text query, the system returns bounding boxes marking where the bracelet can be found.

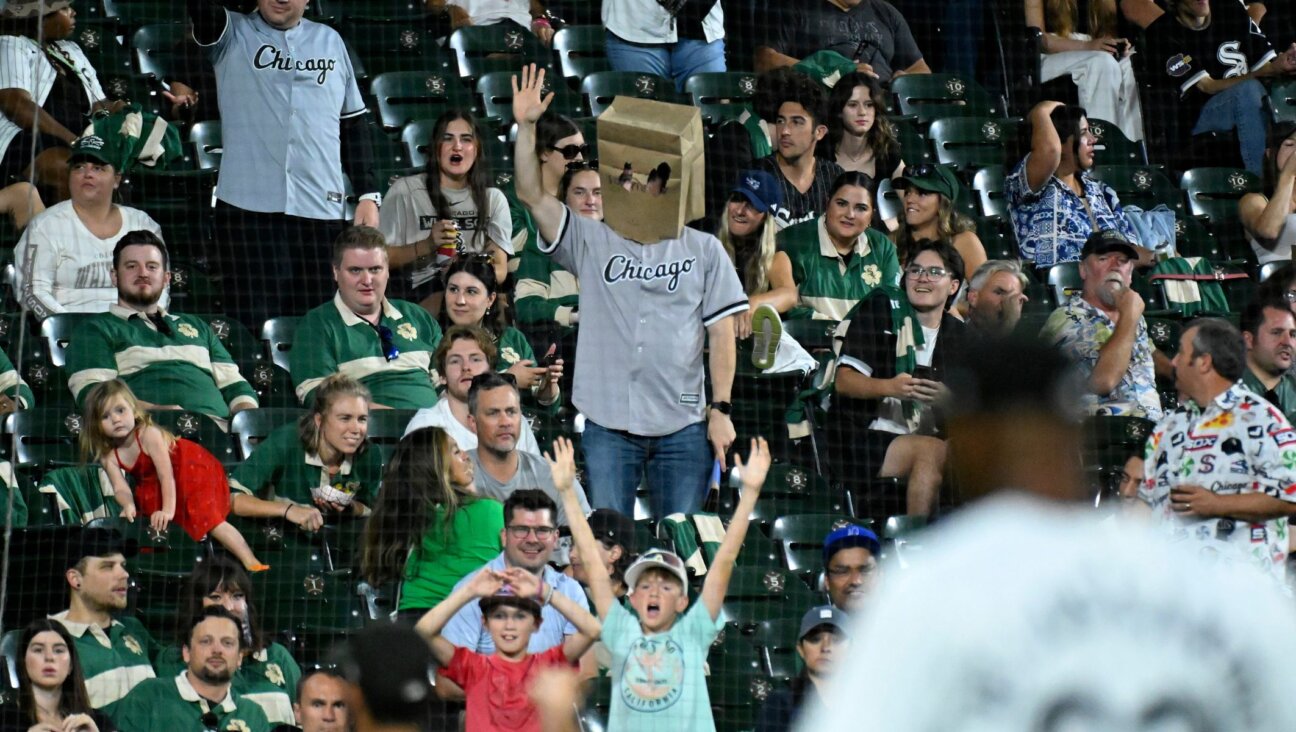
[283,504,294,521]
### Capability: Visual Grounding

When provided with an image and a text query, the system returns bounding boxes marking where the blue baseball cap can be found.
[822,524,881,566]
[731,169,783,214]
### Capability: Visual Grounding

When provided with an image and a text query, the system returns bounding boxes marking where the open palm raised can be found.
[512,63,556,124]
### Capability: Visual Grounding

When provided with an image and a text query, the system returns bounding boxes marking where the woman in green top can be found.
[439,255,562,410]
[360,426,502,619]
[153,557,301,726]
[229,374,384,533]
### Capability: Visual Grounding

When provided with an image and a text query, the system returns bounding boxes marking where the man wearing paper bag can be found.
[512,65,749,518]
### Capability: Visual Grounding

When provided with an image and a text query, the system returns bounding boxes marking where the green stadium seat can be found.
[781,319,838,354]
[1083,415,1155,470]
[260,316,300,374]
[750,618,801,681]
[364,409,417,462]
[769,514,871,581]
[40,313,92,369]
[684,72,759,126]
[708,624,762,677]
[552,25,610,83]
[1173,215,1225,261]
[738,523,784,571]
[109,0,182,29]
[876,176,902,224]
[580,71,676,117]
[1270,78,1296,124]
[146,410,237,462]
[976,217,1019,261]
[882,514,928,565]
[369,71,476,131]
[927,117,1018,171]
[255,569,364,666]
[188,120,222,171]
[891,115,935,165]
[230,407,305,460]
[1179,167,1260,228]
[343,18,457,81]
[1088,117,1144,166]
[7,334,75,411]
[1045,262,1082,309]
[1145,317,1182,355]
[721,567,818,630]
[131,23,199,80]
[1088,165,1186,216]
[709,670,776,732]
[890,74,1000,126]
[73,20,132,77]
[2,410,81,473]
[448,26,549,80]
[475,71,587,130]
[972,165,1007,219]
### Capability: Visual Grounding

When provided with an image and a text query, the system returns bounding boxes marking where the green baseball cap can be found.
[895,163,959,202]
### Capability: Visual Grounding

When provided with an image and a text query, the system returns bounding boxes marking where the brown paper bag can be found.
[596,96,705,243]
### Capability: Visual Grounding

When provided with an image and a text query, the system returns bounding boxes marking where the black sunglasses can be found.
[471,371,518,386]
[566,158,599,172]
[200,712,219,731]
[551,143,591,161]
[907,163,936,179]
[376,324,400,362]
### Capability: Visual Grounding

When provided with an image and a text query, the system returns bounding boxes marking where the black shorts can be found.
[827,418,901,483]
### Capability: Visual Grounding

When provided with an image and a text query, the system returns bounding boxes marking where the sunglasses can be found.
[566,158,599,172]
[551,143,591,161]
[638,549,684,569]
[376,324,400,362]
[907,163,937,179]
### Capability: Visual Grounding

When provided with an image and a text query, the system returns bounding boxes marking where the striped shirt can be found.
[290,293,443,408]
[15,200,163,318]
[154,642,301,725]
[0,36,104,162]
[780,216,901,321]
[111,672,270,732]
[65,304,259,419]
[754,154,845,231]
[50,611,156,715]
[228,421,383,508]
[0,348,34,408]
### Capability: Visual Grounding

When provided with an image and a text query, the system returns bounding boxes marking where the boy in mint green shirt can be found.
[547,437,771,731]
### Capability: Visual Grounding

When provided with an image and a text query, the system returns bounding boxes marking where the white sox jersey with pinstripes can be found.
[199,9,365,220]
[0,36,104,162]
[539,207,748,436]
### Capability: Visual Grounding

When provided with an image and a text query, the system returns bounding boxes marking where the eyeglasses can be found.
[507,525,557,539]
[905,265,951,280]
[566,158,599,172]
[550,143,591,161]
[376,324,400,362]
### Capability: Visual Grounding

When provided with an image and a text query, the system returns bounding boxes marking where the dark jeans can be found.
[213,201,344,330]
[582,420,712,518]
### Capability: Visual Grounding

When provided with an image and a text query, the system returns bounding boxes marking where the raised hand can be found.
[545,437,577,494]
[512,63,555,126]
[734,437,771,494]
[466,568,507,598]
[502,566,543,598]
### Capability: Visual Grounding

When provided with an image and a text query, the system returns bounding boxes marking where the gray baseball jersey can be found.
[200,10,365,220]
[540,207,748,436]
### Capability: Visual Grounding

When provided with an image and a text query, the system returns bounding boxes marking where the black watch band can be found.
[709,401,732,415]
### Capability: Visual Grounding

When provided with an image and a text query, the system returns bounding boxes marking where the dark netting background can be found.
[0,0,1276,728]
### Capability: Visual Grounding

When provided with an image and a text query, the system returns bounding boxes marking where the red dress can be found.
[115,432,231,541]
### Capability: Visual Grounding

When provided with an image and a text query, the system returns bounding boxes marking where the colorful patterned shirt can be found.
[1140,383,1296,584]
[1042,295,1162,420]
[1006,155,1140,267]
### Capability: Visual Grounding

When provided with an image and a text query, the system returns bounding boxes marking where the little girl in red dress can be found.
[80,379,267,571]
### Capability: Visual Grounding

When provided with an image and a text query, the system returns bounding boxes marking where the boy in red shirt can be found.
[415,565,601,732]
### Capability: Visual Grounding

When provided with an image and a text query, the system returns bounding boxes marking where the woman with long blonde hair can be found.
[717,170,799,340]
[1026,0,1143,141]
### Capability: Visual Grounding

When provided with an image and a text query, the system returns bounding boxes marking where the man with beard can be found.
[1042,229,1169,420]
[466,371,591,526]
[50,528,157,715]
[1241,297,1296,423]
[112,606,271,732]
[65,231,258,424]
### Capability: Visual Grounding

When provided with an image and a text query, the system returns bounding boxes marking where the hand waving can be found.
[544,437,578,495]
[465,568,507,598]
[734,437,771,495]
[512,63,555,125]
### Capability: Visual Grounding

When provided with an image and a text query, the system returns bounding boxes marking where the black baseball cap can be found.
[1080,229,1137,260]
[66,527,138,569]
[330,625,433,723]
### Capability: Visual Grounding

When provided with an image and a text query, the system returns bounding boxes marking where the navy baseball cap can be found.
[732,169,783,214]
[822,524,881,566]
[1081,229,1138,260]
[798,605,850,641]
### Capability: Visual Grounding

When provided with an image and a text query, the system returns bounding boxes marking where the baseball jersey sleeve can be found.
[199,319,258,412]
[485,188,514,256]
[66,317,120,408]
[290,309,339,406]
[0,349,33,409]
[700,236,750,327]
[339,47,366,118]
[537,206,602,274]
[0,36,37,99]
[837,293,894,379]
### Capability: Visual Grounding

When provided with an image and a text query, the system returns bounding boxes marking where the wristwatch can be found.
[709,401,732,415]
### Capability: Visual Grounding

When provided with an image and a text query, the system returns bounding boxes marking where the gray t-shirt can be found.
[468,448,592,527]
[764,0,923,82]
[381,175,513,287]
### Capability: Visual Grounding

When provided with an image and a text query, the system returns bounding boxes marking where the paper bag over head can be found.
[597,96,705,243]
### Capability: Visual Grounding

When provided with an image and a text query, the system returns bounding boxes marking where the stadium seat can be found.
[256,570,365,666]
[33,466,114,526]
[370,70,477,131]
[1270,78,1296,124]
[552,25,610,83]
[927,117,1019,171]
[1083,415,1155,473]
[769,513,871,581]
[188,120,222,171]
[131,23,201,81]
[782,319,838,355]
[580,71,677,117]
[882,514,928,565]
[722,567,818,630]
[40,313,91,369]
[322,0,428,21]
[345,20,459,83]
[1260,262,1284,282]
[1088,117,1144,166]
[1179,167,1260,228]
[728,369,806,462]
[750,618,801,681]
[146,410,237,462]
[741,463,848,528]
[1088,165,1185,216]
[708,624,763,677]
[364,409,417,462]
[6,334,74,412]
[1173,214,1225,262]
[976,217,1019,261]
[738,524,784,570]
[475,71,587,130]
[684,72,759,126]
[890,74,1000,126]
[891,115,935,165]
[230,407,305,460]
[448,26,549,80]
[580,677,611,732]
[972,165,1007,219]
[108,0,181,30]
[1045,262,1082,308]
[1145,317,1182,355]
[876,176,902,224]
[260,316,300,374]
[710,672,774,732]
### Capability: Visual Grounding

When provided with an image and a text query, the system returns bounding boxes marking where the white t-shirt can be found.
[380,175,512,287]
[402,398,541,456]
[871,324,939,435]
[603,0,726,44]
[15,201,164,317]
[447,0,531,28]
